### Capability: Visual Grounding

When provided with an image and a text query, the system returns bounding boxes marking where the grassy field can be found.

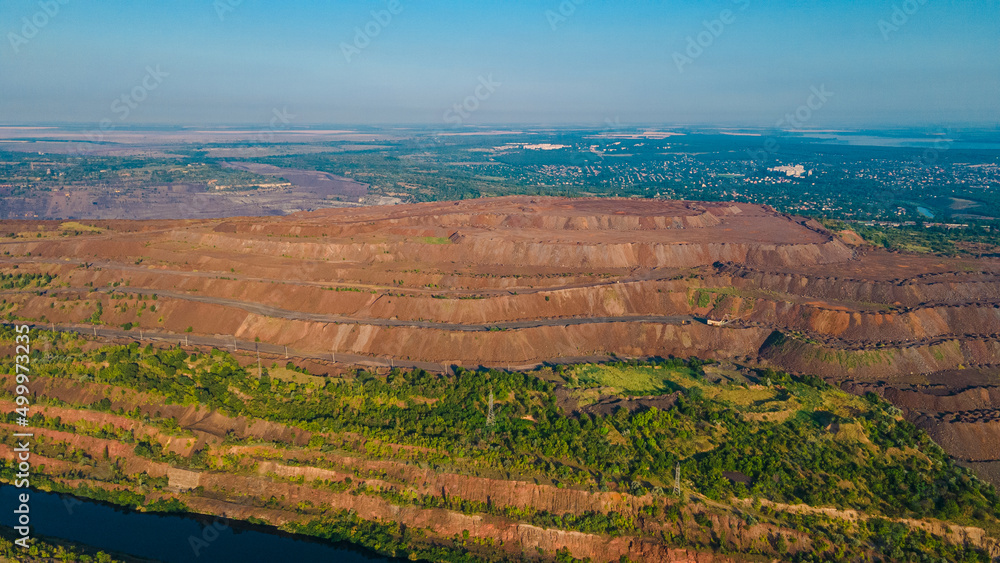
[567,361,864,422]
[417,236,452,245]
[568,363,692,395]
[59,221,104,233]
[266,365,328,385]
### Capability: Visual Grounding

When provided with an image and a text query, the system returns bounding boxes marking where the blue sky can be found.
[1,0,998,127]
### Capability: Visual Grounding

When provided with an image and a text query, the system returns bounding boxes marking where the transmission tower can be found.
[486,388,496,428]
[674,463,681,496]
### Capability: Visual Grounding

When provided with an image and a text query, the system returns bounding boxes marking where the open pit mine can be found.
[1,196,999,561]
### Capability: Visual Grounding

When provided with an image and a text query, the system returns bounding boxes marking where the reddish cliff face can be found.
[0,196,858,368]
[2,195,999,489]
[839,369,1000,489]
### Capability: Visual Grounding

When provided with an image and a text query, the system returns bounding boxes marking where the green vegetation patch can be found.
[0,526,126,562]
[822,219,1000,256]
[59,221,104,233]
[1,325,999,559]
[569,362,693,395]
[416,236,452,245]
[0,272,55,290]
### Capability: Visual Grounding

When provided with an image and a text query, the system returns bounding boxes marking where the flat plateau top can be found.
[206,196,834,246]
[295,195,735,221]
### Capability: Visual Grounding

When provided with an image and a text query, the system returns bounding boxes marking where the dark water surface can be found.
[1,485,398,562]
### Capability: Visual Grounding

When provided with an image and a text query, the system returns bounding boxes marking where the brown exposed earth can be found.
[0,165,375,221]
[2,195,1000,489]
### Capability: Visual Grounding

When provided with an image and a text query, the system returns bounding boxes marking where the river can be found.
[1,485,398,563]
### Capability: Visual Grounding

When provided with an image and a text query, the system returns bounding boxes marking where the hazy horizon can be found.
[2,0,999,128]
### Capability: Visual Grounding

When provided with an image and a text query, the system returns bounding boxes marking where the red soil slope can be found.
[2,195,999,483]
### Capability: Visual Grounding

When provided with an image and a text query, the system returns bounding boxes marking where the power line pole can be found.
[674,463,681,496]
[486,387,496,428]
